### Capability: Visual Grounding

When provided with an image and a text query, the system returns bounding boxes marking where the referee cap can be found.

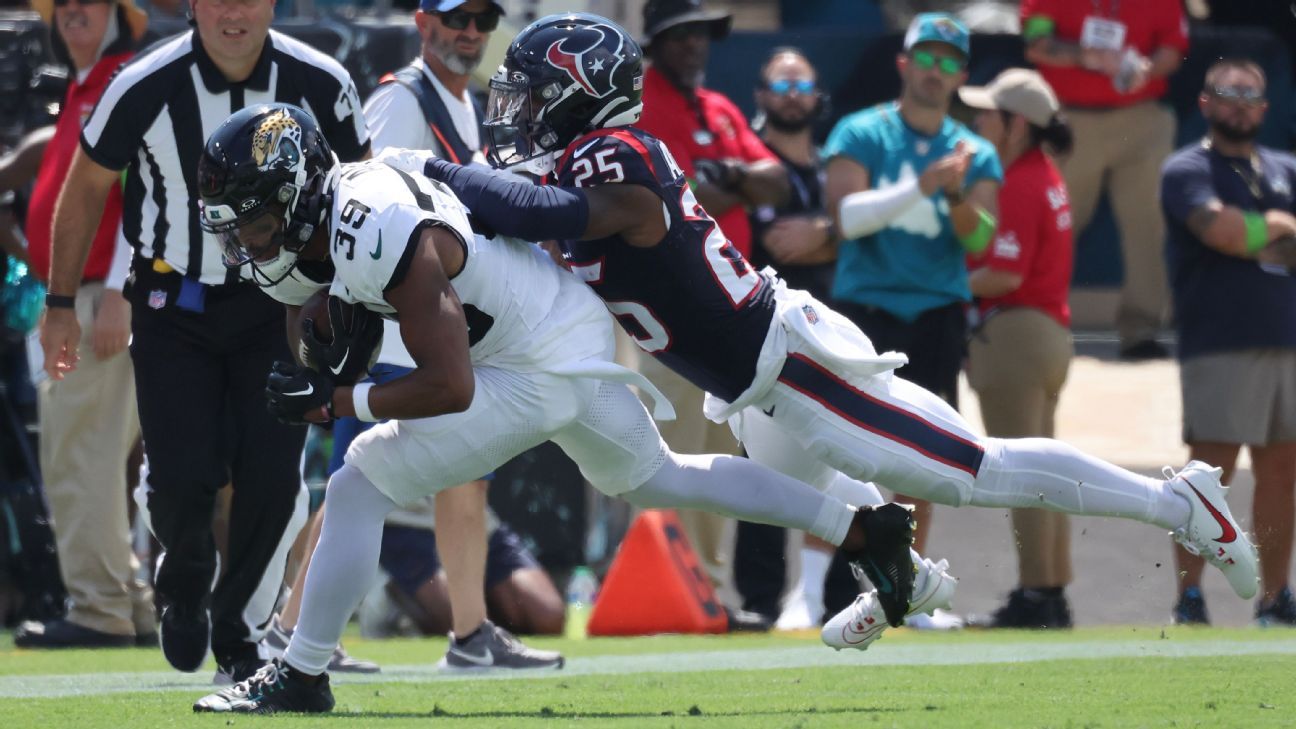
[959,68,1059,127]
[31,0,148,42]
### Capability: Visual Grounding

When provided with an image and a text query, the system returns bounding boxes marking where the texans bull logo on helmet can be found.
[544,24,625,100]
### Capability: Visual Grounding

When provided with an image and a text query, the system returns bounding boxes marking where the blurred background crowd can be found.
[0,0,1294,668]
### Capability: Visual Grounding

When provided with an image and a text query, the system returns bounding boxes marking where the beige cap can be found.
[959,68,1059,127]
[31,0,149,43]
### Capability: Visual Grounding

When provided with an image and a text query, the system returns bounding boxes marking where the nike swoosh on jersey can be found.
[448,646,494,667]
[370,231,383,260]
[329,350,350,376]
[1187,483,1238,544]
[574,138,601,158]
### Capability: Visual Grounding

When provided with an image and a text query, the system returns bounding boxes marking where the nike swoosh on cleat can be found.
[449,647,494,667]
[329,350,349,376]
[1187,483,1237,544]
[840,616,881,645]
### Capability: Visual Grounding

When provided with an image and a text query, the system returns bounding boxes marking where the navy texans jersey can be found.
[556,127,776,402]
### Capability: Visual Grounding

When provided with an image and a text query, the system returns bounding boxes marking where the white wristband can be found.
[351,382,378,422]
[838,177,924,239]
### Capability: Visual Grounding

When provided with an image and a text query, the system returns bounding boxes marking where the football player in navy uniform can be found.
[188,103,921,714]
[419,13,1261,647]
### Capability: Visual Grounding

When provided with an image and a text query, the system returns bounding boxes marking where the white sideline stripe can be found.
[2,639,1295,699]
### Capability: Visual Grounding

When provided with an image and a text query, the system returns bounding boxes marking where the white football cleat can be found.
[1166,461,1259,600]
[774,586,824,631]
[822,555,958,651]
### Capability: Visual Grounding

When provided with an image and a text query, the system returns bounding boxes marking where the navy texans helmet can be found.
[484,13,644,170]
[197,103,337,286]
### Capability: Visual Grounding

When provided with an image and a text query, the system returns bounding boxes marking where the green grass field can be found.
[3,626,1294,728]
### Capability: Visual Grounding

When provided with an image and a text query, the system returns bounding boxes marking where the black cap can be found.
[641,0,732,46]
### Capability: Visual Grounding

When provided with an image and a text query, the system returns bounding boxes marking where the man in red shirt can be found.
[13,0,151,649]
[1021,0,1187,359]
[633,0,788,626]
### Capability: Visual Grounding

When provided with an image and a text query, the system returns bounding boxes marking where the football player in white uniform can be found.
[189,104,922,714]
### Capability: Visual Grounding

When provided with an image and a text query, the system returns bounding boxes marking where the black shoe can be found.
[843,503,916,628]
[13,618,135,649]
[1119,339,1170,361]
[969,589,1072,629]
[1256,587,1296,626]
[1172,586,1210,625]
[159,599,210,672]
[193,658,335,714]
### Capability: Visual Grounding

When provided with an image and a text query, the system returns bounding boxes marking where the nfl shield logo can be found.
[801,304,819,324]
[148,289,167,310]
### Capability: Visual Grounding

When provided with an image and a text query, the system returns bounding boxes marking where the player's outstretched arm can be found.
[333,226,474,421]
[423,159,666,246]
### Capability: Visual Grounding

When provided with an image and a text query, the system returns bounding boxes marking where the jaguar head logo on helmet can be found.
[483,13,644,172]
[197,103,338,286]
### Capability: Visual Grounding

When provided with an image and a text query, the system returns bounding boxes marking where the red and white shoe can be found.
[1166,461,1259,599]
[822,555,958,651]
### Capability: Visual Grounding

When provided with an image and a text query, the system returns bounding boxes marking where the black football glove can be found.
[266,361,335,424]
[299,297,384,386]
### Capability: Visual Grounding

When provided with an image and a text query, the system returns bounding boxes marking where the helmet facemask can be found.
[484,68,566,171]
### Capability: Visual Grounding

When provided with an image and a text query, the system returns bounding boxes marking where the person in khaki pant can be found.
[960,69,1078,627]
[1021,0,1187,359]
[12,0,153,648]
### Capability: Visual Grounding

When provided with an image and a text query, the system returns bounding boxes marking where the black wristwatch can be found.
[45,292,76,309]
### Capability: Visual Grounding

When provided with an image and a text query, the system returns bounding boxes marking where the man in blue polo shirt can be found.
[823,13,1001,611]
[1160,58,1296,626]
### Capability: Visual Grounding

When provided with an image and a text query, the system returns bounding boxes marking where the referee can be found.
[40,0,370,680]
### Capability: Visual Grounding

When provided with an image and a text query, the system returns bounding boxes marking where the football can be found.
[297,289,384,385]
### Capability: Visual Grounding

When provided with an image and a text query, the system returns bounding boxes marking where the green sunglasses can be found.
[910,49,965,75]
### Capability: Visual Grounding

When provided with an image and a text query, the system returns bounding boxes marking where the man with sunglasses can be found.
[1022,0,1188,361]
[823,15,1001,614]
[1160,58,1296,627]
[12,0,152,651]
[634,0,792,623]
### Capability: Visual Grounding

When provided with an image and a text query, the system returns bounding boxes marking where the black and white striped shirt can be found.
[81,29,370,285]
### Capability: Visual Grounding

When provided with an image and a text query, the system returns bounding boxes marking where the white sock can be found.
[975,438,1191,529]
[797,547,832,605]
[284,464,397,675]
[825,474,884,507]
[624,452,855,546]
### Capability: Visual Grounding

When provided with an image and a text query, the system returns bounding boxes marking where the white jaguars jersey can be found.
[324,159,567,367]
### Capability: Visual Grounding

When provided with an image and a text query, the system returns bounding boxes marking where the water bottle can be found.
[564,566,600,639]
[2,256,46,335]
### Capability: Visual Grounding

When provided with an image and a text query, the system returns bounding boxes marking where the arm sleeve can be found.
[423,159,590,241]
[1159,154,1216,226]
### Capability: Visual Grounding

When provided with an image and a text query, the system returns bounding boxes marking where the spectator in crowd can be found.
[11,0,152,649]
[823,13,1001,620]
[1159,58,1296,625]
[960,68,1078,629]
[39,0,370,681]
[330,0,562,669]
[634,0,790,623]
[1021,0,1187,360]
[734,47,862,631]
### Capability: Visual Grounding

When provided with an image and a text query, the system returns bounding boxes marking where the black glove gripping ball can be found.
[298,290,384,385]
[265,361,336,424]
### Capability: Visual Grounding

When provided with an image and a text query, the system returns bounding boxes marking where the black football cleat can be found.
[844,503,917,628]
[194,658,335,714]
[159,599,210,672]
